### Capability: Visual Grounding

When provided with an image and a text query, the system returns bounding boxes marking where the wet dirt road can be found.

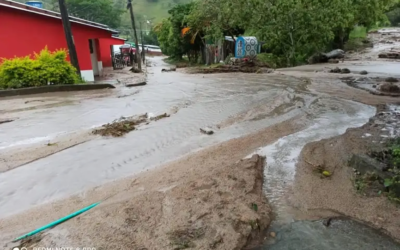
[0,57,378,219]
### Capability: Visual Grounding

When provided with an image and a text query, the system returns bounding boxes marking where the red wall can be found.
[0,6,113,70]
[99,37,125,68]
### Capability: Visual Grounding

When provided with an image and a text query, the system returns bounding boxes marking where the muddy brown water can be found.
[0,57,399,248]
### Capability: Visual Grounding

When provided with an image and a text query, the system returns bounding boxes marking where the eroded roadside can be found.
[291,104,400,240]
[1,115,306,250]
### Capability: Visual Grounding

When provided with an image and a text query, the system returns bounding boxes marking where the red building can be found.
[0,0,126,81]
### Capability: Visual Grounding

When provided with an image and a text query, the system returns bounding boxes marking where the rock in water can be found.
[308,53,328,64]
[360,70,368,75]
[325,49,345,59]
[341,68,351,74]
[330,67,341,73]
[385,77,399,83]
[328,59,339,63]
[323,218,333,227]
[200,127,214,135]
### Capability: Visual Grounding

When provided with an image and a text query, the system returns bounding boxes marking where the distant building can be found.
[0,0,126,81]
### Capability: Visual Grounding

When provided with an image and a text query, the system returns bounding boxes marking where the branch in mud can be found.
[92,113,170,137]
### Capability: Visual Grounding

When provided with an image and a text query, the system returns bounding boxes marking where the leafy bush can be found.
[384,144,400,203]
[0,47,81,89]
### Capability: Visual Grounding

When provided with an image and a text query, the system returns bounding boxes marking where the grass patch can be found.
[365,138,400,203]
[345,26,372,51]
[349,26,367,39]
[256,53,283,68]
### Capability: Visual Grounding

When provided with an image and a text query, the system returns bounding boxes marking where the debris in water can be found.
[162,68,176,72]
[92,114,147,137]
[125,82,146,87]
[360,70,368,75]
[323,218,333,227]
[0,119,13,125]
[93,113,171,137]
[270,231,276,238]
[46,142,57,146]
[25,100,45,104]
[200,127,214,135]
[150,113,170,121]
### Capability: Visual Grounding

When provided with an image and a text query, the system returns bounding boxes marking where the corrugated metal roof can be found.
[0,0,119,33]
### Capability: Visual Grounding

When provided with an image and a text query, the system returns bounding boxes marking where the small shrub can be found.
[0,47,81,89]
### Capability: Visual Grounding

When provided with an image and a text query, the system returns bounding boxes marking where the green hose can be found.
[13,202,100,242]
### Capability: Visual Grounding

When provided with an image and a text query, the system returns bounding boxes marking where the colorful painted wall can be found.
[0,5,115,81]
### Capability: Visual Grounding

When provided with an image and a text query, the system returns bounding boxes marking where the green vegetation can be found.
[356,138,400,203]
[385,141,400,203]
[154,0,398,67]
[14,0,400,66]
[0,48,81,89]
[349,26,368,39]
[155,2,202,61]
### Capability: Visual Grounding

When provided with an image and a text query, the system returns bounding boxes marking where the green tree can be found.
[155,3,197,60]
[143,30,159,46]
[186,0,247,42]
[66,0,124,28]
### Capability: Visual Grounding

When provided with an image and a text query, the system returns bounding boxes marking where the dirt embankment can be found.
[293,105,400,240]
[23,155,270,250]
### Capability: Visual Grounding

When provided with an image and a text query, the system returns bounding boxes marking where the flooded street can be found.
[0,57,374,218]
[1,56,400,249]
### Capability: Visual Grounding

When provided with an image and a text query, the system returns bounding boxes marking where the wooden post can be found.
[140,21,145,64]
[58,0,81,75]
[127,0,141,71]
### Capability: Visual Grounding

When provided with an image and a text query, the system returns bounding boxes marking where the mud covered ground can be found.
[2,117,305,250]
[291,104,400,240]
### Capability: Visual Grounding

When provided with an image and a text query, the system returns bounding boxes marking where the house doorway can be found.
[89,39,99,76]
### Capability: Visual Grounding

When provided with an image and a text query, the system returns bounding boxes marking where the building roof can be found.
[0,0,119,34]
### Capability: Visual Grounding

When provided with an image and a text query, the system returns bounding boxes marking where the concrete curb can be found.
[0,84,115,98]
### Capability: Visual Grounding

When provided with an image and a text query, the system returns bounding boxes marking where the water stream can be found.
[248,98,400,249]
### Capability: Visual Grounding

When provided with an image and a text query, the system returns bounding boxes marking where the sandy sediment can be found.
[28,155,270,250]
[292,105,400,240]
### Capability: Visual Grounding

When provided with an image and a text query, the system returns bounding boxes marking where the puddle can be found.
[252,219,400,250]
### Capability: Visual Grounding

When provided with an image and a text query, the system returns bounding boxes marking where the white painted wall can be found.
[81,70,95,82]
[97,61,103,76]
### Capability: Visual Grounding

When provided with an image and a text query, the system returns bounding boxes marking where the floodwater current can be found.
[0,57,399,248]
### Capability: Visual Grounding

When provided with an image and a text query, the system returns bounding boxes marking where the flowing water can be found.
[254,219,400,250]
[0,57,399,248]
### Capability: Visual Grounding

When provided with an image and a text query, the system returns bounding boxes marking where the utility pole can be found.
[58,0,81,75]
[140,21,145,64]
[127,0,141,71]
